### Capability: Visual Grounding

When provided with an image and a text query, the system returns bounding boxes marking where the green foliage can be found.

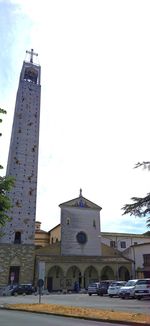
[0,108,7,169]
[134,161,150,170]
[143,231,150,236]
[0,176,15,226]
[122,162,150,228]
[0,108,15,227]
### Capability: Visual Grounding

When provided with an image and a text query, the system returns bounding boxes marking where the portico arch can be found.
[119,266,130,281]
[66,265,82,291]
[84,265,99,289]
[47,265,64,292]
[101,266,114,280]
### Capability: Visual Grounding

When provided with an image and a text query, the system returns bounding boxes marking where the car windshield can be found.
[125,280,137,287]
[89,283,98,287]
[110,282,125,286]
[137,279,150,285]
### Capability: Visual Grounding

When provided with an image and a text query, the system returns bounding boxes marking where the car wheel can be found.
[89,293,91,296]
[137,296,142,300]
[109,295,113,298]
[13,292,18,296]
[100,293,103,296]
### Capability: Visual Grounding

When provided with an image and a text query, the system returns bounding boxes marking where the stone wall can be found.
[0,244,35,286]
[61,207,101,256]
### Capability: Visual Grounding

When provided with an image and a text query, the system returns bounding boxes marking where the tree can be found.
[0,108,7,169]
[122,161,150,228]
[0,108,15,227]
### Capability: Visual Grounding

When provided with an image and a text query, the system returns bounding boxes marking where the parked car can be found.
[134,278,150,300]
[2,285,17,296]
[119,279,139,299]
[11,284,35,295]
[108,281,126,297]
[88,282,100,296]
[97,280,113,296]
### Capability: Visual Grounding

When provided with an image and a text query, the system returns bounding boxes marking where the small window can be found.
[93,220,96,228]
[66,218,70,225]
[110,240,116,248]
[14,232,21,244]
[120,241,126,248]
[143,254,150,265]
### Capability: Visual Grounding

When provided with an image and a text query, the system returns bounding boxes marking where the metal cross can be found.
[79,188,82,197]
[26,49,38,63]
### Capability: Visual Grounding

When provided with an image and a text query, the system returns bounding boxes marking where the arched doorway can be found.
[47,265,64,292]
[66,265,81,291]
[119,266,130,281]
[101,266,114,280]
[84,266,99,289]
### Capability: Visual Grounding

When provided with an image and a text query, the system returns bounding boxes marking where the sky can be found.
[0,0,150,234]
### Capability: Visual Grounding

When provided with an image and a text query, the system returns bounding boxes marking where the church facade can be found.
[34,191,131,292]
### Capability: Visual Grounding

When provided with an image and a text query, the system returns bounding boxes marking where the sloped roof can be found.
[130,242,150,247]
[48,223,61,233]
[59,195,102,210]
[35,242,61,255]
[101,231,150,238]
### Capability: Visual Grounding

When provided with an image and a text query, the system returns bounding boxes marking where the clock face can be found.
[76,231,87,244]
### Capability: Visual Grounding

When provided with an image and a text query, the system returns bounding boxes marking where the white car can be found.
[134,278,150,300]
[119,279,139,299]
[108,281,126,297]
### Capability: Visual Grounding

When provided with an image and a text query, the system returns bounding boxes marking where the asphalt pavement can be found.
[0,293,149,315]
[0,310,140,326]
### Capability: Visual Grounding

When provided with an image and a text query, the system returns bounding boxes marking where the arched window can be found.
[14,231,21,244]
[66,217,70,225]
[93,220,96,228]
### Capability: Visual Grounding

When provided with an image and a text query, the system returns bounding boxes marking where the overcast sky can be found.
[0,0,150,233]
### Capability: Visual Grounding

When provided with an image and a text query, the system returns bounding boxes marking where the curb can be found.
[1,306,150,326]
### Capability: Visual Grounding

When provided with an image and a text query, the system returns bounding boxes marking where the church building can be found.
[1,50,149,291]
[34,190,131,291]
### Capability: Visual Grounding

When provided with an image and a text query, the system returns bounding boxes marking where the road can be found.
[0,293,149,315]
[0,310,135,326]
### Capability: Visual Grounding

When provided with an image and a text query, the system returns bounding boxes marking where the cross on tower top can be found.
[79,188,82,197]
[26,49,38,63]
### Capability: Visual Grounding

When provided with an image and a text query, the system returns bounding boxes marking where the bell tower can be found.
[0,49,41,245]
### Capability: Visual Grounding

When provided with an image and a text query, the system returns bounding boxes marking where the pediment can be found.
[59,196,102,210]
